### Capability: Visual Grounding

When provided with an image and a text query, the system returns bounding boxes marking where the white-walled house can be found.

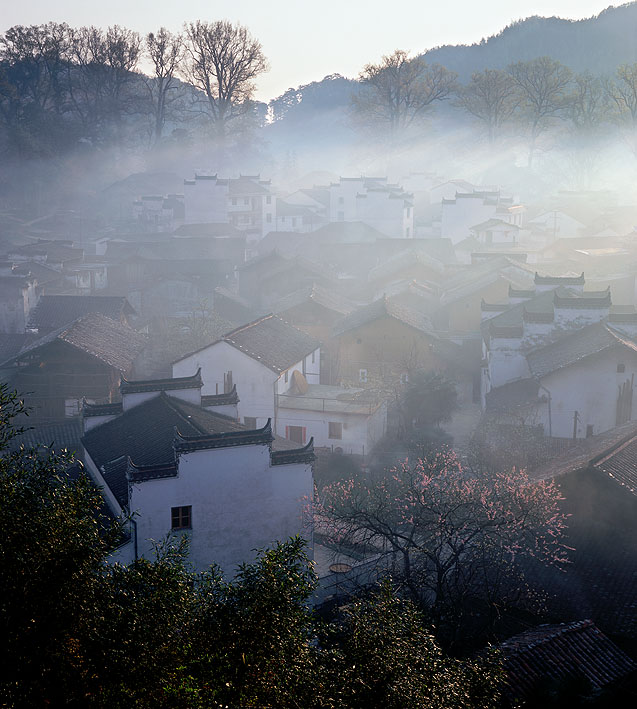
[441,191,524,244]
[328,177,414,238]
[276,383,387,456]
[481,272,637,438]
[470,218,522,246]
[183,174,276,243]
[171,314,386,454]
[172,314,321,431]
[81,370,313,575]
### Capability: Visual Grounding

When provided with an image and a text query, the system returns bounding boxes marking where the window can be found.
[405,227,410,238]
[311,351,316,364]
[284,370,289,383]
[171,505,192,530]
[266,213,272,223]
[244,416,257,429]
[338,196,344,205]
[266,196,272,205]
[618,363,626,373]
[286,425,306,444]
[328,422,343,440]
[586,424,594,438]
[359,369,368,383]
[244,198,250,205]
[337,211,344,221]
[400,372,409,384]
[231,197,237,206]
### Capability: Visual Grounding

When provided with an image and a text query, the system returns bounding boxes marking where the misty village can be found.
[6,2,637,706]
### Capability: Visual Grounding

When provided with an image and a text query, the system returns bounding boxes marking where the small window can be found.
[400,372,409,384]
[617,363,626,373]
[586,424,594,438]
[284,370,289,383]
[328,422,343,440]
[244,198,249,205]
[231,197,237,206]
[359,369,368,383]
[311,351,315,364]
[337,211,344,221]
[405,227,410,238]
[244,416,257,429]
[266,196,271,205]
[171,505,192,530]
[266,213,272,223]
[338,196,344,205]
[356,338,362,345]
[286,425,306,445]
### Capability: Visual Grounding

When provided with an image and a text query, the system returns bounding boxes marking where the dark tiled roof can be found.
[0,333,38,364]
[554,288,611,308]
[29,295,134,332]
[367,250,446,283]
[485,378,540,413]
[535,271,585,285]
[483,287,614,342]
[6,418,83,455]
[173,223,243,238]
[12,260,62,285]
[332,296,435,338]
[220,314,320,373]
[272,284,354,317]
[173,419,275,452]
[120,368,202,394]
[499,620,636,704]
[593,432,637,496]
[526,323,637,379]
[101,456,129,507]
[271,438,315,465]
[82,392,248,471]
[83,401,123,417]
[6,313,147,372]
[201,385,239,407]
[529,421,637,481]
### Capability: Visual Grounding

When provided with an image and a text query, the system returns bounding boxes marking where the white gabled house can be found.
[81,370,313,576]
[481,272,637,439]
[172,314,321,432]
[172,314,388,455]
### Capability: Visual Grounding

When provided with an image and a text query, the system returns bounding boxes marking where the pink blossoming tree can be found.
[313,449,570,645]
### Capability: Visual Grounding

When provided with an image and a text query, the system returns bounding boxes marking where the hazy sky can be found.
[1,1,623,100]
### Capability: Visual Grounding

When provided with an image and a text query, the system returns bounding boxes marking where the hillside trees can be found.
[352,49,457,140]
[606,63,637,156]
[182,20,268,142]
[454,69,518,143]
[507,56,573,166]
[145,28,184,145]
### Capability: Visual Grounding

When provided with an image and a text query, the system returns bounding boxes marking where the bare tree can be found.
[0,23,72,156]
[454,69,518,143]
[568,72,611,134]
[182,20,268,140]
[352,50,456,138]
[606,63,637,156]
[145,28,183,145]
[66,25,141,146]
[508,56,572,166]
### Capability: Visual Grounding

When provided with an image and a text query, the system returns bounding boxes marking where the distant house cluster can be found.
[4,167,637,646]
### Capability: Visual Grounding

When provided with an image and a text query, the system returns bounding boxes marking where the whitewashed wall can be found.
[130,443,313,576]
